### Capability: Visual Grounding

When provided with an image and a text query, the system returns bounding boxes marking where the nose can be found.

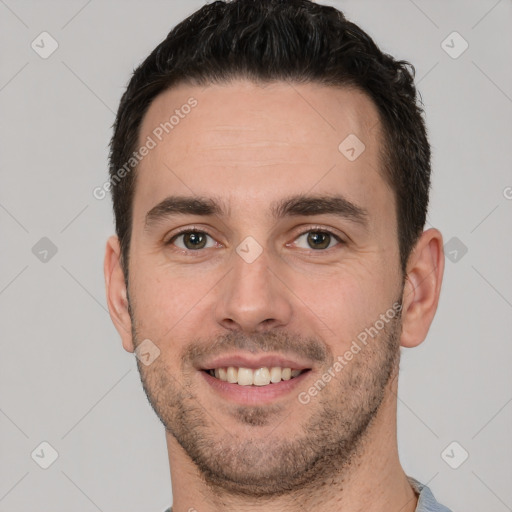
[215,247,293,333]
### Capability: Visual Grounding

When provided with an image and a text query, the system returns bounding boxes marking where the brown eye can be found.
[294,230,341,250]
[307,232,331,249]
[169,231,214,250]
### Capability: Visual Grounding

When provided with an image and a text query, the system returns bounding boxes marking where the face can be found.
[124,80,405,495]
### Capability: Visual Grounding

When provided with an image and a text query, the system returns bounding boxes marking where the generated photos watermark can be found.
[93,97,198,200]
[298,301,402,405]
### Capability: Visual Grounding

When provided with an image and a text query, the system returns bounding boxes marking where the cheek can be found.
[296,265,394,342]
[129,263,207,341]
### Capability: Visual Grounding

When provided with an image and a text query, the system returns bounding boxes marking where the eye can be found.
[293,230,342,250]
[167,230,217,251]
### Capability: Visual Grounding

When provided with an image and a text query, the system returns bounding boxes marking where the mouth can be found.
[197,354,314,405]
[204,366,308,386]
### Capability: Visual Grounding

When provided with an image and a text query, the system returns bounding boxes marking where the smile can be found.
[206,366,306,386]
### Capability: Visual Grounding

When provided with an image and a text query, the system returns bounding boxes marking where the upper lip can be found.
[198,353,314,371]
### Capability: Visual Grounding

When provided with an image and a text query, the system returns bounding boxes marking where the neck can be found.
[166,379,418,512]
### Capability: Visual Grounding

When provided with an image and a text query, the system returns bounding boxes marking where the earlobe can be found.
[400,228,445,348]
[104,235,135,353]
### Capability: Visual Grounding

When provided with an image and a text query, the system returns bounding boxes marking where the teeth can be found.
[253,367,270,386]
[226,366,238,383]
[270,367,282,383]
[208,366,304,385]
[237,367,253,386]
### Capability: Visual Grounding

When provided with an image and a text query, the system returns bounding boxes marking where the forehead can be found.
[139,80,381,160]
[133,80,391,230]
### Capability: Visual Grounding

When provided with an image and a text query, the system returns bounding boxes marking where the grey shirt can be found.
[163,477,453,511]
[409,477,453,511]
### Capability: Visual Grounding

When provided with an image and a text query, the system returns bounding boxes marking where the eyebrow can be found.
[144,193,369,230]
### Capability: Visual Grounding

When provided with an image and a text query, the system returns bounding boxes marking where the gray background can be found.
[1,0,511,510]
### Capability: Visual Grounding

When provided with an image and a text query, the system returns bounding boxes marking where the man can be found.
[103,1,450,510]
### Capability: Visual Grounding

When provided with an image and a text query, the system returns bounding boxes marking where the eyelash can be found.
[165,226,345,254]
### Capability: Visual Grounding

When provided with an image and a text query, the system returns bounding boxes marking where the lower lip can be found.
[200,370,311,405]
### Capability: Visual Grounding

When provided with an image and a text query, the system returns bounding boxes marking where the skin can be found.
[104,80,444,512]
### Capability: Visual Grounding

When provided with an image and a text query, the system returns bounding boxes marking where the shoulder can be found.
[408,477,454,512]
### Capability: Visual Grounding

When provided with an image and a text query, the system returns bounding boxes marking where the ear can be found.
[400,228,445,348]
[104,235,135,353]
